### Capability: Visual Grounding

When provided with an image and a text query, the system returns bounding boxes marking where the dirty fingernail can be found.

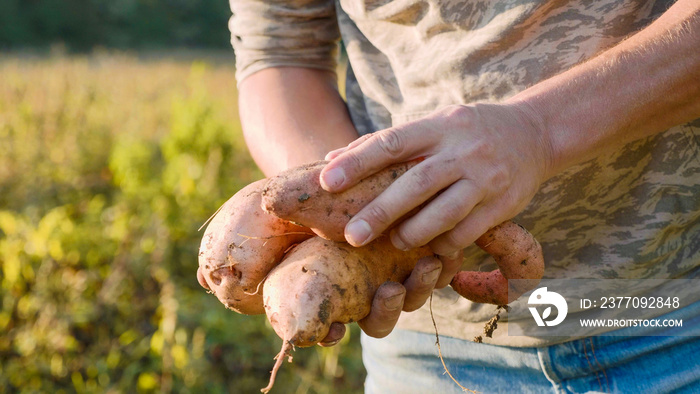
[346,219,372,246]
[422,267,441,285]
[384,293,405,310]
[321,167,346,190]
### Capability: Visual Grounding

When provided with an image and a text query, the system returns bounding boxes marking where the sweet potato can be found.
[261,236,432,392]
[264,236,432,347]
[258,222,543,392]
[260,160,415,241]
[260,160,544,305]
[450,221,544,305]
[198,179,314,315]
[261,224,542,348]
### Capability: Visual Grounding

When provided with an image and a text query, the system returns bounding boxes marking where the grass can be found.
[0,51,364,393]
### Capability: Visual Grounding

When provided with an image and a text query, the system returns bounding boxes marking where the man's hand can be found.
[320,103,551,257]
[319,251,463,346]
[319,1,700,258]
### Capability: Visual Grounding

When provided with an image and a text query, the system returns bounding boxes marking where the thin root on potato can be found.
[261,339,294,393]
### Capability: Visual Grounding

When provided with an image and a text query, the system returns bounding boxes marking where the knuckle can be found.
[342,151,366,178]
[432,231,463,256]
[436,202,465,229]
[409,164,435,191]
[364,204,394,229]
[443,104,467,122]
[466,138,497,163]
[440,104,473,131]
[377,129,405,158]
[443,228,463,248]
[487,164,512,192]
[394,226,422,249]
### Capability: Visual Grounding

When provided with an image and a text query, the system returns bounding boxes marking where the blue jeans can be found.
[362,303,700,393]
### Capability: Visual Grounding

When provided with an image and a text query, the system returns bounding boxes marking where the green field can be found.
[0,52,364,393]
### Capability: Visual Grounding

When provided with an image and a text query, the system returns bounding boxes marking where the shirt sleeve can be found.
[229,0,340,84]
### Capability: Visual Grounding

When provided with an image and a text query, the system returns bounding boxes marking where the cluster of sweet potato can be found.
[197,161,543,392]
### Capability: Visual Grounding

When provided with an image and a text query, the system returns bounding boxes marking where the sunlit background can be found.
[0,1,363,392]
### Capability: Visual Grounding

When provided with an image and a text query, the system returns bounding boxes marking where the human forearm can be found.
[238,67,359,177]
[509,0,700,179]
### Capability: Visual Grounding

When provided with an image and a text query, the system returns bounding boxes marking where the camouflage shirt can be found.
[230,0,700,346]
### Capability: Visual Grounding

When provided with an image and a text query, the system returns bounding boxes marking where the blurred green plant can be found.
[0,0,231,51]
[0,54,365,393]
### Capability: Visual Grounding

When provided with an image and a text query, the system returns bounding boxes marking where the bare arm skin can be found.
[321,1,700,257]
[238,67,358,175]
[237,67,463,344]
[514,0,700,178]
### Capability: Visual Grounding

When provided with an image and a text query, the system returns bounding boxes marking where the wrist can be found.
[502,98,558,182]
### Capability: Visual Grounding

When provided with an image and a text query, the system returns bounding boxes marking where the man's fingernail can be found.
[320,338,341,347]
[321,167,346,190]
[346,219,372,246]
[384,293,404,310]
[422,267,441,285]
[390,231,408,251]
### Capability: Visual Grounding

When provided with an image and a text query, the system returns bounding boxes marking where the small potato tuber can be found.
[198,179,314,315]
